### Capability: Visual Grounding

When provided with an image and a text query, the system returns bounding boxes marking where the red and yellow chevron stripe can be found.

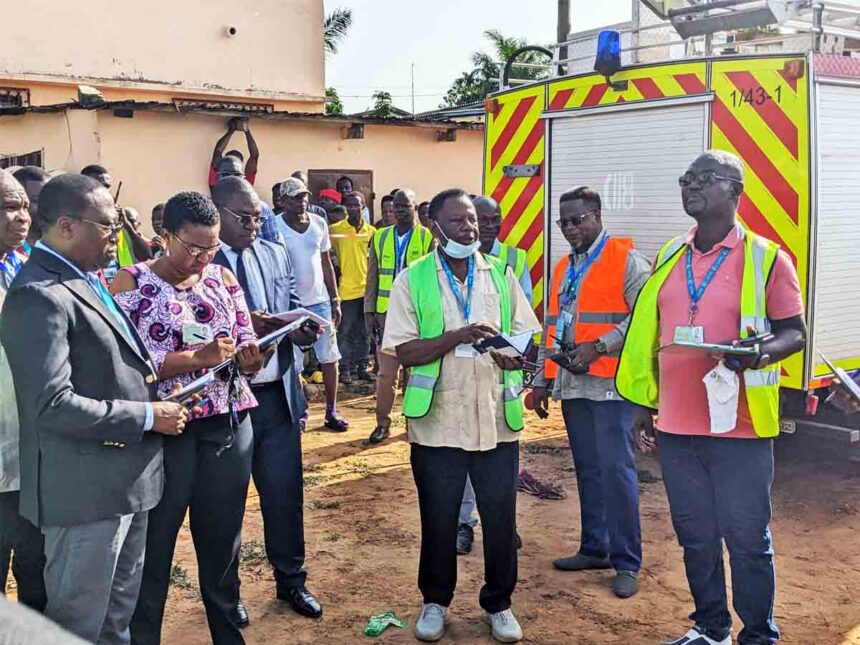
[546,61,707,110]
[483,85,546,313]
[710,57,810,389]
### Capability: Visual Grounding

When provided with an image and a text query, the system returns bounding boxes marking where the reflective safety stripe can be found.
[378,289,391,298]
[745,369,780,387]
[741,315,771,334]
[503,385,520,401]
[379,268,395,276]
[577,312,628,324]
[656,237,685,267]
[408,373,437,390]
[750,236,767,319]
[545,314,558,326]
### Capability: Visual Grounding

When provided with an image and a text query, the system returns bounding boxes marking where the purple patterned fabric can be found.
[115,262,257,419]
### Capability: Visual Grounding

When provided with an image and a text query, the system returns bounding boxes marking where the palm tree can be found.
[324,8,353,56]
[471,30,550,83]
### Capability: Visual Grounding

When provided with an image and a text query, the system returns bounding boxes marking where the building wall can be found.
[0,0,325,107]
[0,110,483,234]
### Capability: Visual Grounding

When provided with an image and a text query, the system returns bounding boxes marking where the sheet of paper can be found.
[703,362,739,434]
[819,352,860,404]
[273,308,331,329]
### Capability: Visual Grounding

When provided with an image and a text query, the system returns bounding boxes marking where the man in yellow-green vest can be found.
[382,188,538,643]
[364,188,434,444]
[616,151,806,645]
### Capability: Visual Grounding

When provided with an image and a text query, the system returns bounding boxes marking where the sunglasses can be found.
[173,234,221,258]
[555,210,598,229]
[75,217,124,236]
[679,170,743,188]
[222,205,262,228]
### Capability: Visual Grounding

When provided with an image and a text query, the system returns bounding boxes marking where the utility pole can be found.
[411,63,415,115]
[557,0,571,76]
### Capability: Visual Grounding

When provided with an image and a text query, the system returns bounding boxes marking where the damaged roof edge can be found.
[0,100,484,131]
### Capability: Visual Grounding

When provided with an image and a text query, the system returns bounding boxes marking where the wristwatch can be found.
[594,340,608,354]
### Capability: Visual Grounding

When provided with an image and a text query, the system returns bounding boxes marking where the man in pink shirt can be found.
[619,150,806,645]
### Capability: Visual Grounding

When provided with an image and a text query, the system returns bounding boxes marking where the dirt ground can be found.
[161,388,860,645]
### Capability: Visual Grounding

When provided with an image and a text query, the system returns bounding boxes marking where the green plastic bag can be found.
[364,611,407,637]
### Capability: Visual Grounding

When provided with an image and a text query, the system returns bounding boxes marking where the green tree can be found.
[371,90,396,118]
[441,30,550,108]
[324,8,353,56]
[325,87,344,116]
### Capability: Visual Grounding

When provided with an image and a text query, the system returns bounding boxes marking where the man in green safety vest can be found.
[455,195,534,557]
[381,188,539,643]
[364,188,434,444]
[616,150,806,645]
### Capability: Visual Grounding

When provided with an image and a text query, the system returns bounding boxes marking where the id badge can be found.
[183,323,212,345]
[455,344,479,359]
[674,325,704,345]
[557,311,574,343]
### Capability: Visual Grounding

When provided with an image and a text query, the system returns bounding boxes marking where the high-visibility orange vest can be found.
[544,237,633,379]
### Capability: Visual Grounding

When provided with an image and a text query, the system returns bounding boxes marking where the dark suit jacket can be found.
[0,248,163,527]
[213,239,307,421]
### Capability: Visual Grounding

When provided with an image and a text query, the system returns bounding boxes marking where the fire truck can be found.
[484,0,860,444]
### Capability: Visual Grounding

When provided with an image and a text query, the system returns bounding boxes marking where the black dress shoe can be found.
[277,586,323,619]
[234,599,250,628]
[368,425,390,444]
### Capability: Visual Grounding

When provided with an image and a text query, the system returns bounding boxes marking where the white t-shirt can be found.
[274,213,331,306]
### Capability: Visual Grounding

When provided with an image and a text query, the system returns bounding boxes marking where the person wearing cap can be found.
[261,177,349,431]
[317,189,342,215]
[532,185,650,600]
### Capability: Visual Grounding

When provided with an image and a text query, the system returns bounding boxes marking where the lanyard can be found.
[439,252,474,322]
[394,228,413,274]
[685,246,730,323]
[20,241,31,257]
[563,235,610,306]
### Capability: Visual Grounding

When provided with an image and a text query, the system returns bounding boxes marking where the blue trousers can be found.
[658,432,779,645]
[560,399,642,573]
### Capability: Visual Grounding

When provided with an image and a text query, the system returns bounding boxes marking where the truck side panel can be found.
[483,84,547,313]
[710,57,811,390]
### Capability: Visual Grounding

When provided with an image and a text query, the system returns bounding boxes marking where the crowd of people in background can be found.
[0,115,810,645]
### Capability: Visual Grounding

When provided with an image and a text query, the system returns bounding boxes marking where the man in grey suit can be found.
[0,174,189,644]
[211,177,323,621]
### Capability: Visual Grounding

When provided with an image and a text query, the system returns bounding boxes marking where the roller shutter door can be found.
[548,103,707,276]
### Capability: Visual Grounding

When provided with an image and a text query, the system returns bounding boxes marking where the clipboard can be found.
[669,340,759,355]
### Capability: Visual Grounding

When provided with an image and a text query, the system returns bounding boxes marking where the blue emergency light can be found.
[594,30,622,80]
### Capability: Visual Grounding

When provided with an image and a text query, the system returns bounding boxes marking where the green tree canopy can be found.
[441,30,550,108]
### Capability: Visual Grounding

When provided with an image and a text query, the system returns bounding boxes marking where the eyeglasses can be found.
[678,170,743,188]
[221,205,262,228]
[75,217,124,236]
[555,210,598,229]
[217,171,244,178]
[173,234,221,258]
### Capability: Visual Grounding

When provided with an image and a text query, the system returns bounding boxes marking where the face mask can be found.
[438,229,481,260]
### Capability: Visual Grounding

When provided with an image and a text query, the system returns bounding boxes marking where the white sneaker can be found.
[414,603,447,642]
[662,627,732,645]
[482,609,523,643]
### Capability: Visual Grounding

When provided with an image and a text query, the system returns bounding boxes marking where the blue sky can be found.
[324,0,632,114]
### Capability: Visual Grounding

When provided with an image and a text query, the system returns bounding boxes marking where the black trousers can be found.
[131,413,252,645]
[0,490,46,611]
[248,383,306,591]
[339,297,369,373]
[410,441,519,613]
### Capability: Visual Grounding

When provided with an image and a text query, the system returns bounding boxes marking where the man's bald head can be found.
[693,150,744,182]
[393,188,418,230]
[211,176,256,207]
[473,195,502,251]
[681,149,745,221]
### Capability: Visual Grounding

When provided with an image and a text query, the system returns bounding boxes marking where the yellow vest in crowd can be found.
[372,224,433,313]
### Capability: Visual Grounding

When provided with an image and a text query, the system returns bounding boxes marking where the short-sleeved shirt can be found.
[114,262,258,419]
[382,252,541,451]
[273,213,331,307]
[208,165,256,188]
[329,218,376,301]
[656,225,804,439]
